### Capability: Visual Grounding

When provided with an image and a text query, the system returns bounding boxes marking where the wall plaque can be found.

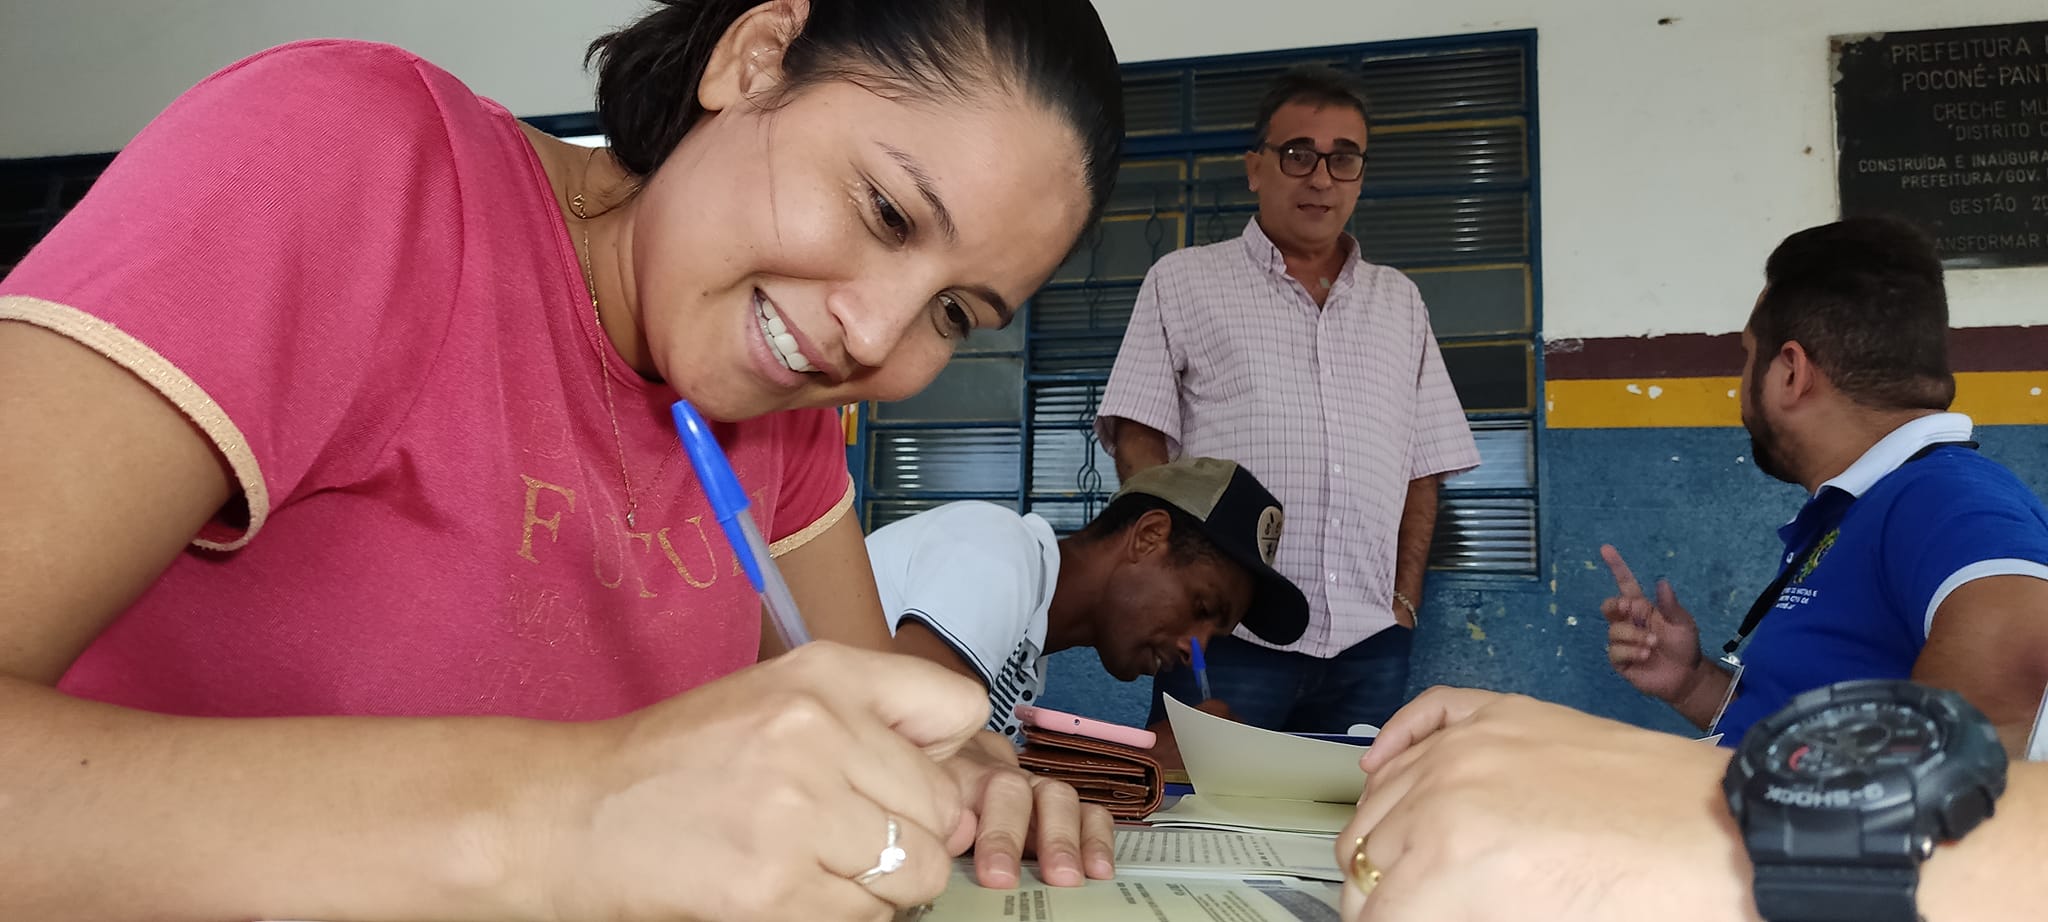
[1834,21,2048,267]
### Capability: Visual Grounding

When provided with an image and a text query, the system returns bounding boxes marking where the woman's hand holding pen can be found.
[531,642,988,922]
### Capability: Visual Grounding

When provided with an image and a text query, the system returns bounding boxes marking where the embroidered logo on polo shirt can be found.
[1794,528,1840,585]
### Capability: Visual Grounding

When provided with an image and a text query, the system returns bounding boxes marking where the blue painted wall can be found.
[1041,423,2048,732]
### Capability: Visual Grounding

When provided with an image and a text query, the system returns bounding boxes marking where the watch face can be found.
[1727,680,2009,872]
[1762,699,1945,783]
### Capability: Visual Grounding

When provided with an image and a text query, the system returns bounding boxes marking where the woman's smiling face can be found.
[622,39,1091,422]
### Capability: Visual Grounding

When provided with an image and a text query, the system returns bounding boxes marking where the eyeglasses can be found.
[1258,143,1367,182]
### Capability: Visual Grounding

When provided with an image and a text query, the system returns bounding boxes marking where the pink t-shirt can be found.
[0,40,854,720]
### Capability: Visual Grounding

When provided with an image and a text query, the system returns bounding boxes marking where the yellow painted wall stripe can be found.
[1545,376,1740,428]
[1546,372,2048,429]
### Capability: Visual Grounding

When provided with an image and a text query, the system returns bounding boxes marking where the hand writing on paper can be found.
[1339,688,1752,922]
[942,733,1117,889]
[540,642,983,922]
[1599,545,1705,704]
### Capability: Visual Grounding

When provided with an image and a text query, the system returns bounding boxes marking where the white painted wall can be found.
[0,0,643,159]
[4,0,2043,337]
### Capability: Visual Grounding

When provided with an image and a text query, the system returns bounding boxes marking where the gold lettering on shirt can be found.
[473,651,582,714]
[657,517,722,589]
[592,514,627,590]
[518,476,577,564]
[507,583,586,653]
[622,525,660,599]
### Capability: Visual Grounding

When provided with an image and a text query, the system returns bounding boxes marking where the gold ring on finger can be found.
[1348,835,1383,895]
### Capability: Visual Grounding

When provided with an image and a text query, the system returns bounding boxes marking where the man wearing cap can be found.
[866,457,1310,749]
[1097,66,1480,736]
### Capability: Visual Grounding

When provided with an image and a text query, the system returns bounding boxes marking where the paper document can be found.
[1112,828,1342,881]
[1149,793,1356,836]
[1161,695,1368,804]
[905,861,1343,921]
[2027,681,2048,762]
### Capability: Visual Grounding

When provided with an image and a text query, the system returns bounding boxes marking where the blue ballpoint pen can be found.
[671,400,813,651]
[1190,637,1212,703]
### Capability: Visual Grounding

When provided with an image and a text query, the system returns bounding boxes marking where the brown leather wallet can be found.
[1017,727,1165,821]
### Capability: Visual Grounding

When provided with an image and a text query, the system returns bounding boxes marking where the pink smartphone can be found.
[1014,705,1158,749]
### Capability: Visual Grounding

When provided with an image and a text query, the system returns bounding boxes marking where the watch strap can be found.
[1751,863,1921,922]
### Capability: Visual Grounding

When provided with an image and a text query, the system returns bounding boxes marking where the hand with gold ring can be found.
[1347,833,1382,896]
[1335,687,1753,921]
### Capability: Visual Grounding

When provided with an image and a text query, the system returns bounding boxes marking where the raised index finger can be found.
[1599,544,1644,598]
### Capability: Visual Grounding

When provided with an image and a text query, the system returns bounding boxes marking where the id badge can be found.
[1706,653,1745,735]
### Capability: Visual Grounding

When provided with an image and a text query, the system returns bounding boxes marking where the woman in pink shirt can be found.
[0,1,1123,919]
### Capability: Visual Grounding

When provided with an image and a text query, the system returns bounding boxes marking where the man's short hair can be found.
[1074,492,1222,567]
[1248,65,1371,151]
[1750,216,1955,412]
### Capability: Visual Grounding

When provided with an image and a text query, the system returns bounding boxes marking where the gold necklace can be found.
[570,153,673,530]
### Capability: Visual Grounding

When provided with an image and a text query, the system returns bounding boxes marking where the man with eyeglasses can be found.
[1096,66,1478,753]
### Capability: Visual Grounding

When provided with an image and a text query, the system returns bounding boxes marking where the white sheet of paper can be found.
[1147,793,1356,837]
[1164,694,1368,804]
[2027,681,2048,762]
[1111,827,1342,881]
[905,860,1343,921]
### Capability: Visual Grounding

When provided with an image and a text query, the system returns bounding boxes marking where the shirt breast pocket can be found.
[1180,306,1316,420]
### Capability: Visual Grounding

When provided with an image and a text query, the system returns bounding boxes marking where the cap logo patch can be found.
[1256,506,1283,565]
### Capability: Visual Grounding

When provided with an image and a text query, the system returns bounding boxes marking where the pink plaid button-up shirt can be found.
[1096,219,1480,657]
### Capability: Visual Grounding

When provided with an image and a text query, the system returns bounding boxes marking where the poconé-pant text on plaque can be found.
[1834,21,2048,268]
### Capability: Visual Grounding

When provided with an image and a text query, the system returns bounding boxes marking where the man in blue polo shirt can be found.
[1600,216,2048,748]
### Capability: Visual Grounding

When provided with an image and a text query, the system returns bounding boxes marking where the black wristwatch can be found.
[1723,679,2008,922]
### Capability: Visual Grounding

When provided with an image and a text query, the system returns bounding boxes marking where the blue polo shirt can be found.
[1715,413,2048,745]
